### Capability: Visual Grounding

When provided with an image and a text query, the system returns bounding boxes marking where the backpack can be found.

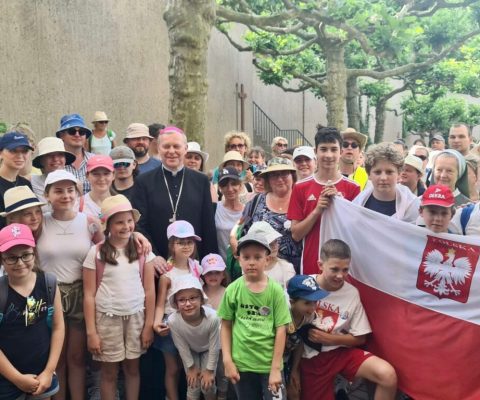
[0,272,57,328]
[460,204,475,235]
[94,242,146,291]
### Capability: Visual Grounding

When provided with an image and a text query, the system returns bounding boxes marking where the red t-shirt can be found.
[287,176,360,274]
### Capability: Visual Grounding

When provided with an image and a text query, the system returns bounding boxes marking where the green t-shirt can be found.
[217,276,291,373]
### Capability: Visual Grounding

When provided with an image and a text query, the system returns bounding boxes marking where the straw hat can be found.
[341,128,368,150]
[187,142,209,163]
[0,186,46,217]
[100,195,140,230]
[260,157,296,176]
[219,151,250,170]
[92,111,109,123]
[32,137,76,169]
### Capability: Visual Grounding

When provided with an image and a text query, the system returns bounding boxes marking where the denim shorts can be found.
[153,331,177,355]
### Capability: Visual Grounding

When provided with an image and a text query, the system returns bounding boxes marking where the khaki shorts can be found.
[94,310,146,363]
[58,280,84,326]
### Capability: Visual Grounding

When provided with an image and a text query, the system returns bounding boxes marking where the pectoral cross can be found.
[169,214,176,223]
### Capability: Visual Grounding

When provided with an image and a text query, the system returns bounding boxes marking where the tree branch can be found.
[252,59,314,93]
[216,5,300,27]
[399,0,480,18]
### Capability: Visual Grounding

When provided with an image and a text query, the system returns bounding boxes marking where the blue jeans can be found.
[234,371,285,400]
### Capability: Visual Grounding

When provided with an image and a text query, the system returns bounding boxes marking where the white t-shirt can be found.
[37,212,93,283]
[215,202,243,261]
[81,192,101,219]
[265,258,296,289]
[83,246,155,316]
[303,279,372,358]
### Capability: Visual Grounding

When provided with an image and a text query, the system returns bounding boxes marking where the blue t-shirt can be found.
[137,157,161,174]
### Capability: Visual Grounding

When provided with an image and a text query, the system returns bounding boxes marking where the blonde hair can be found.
[365,142,404,174]
[223,131,251,153]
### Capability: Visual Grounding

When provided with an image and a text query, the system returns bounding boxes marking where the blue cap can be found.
[287,275,329,301]
[56,113,92,138]
[0,132,34,151]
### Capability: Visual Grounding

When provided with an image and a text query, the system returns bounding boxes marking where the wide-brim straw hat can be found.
[32,137,76,169]
[92,111,109,123]
[0,186,46,217]
[260,157,296,176]
[187,141,209,163]
[341,128,368,150]
[100,194,141,230]
[219,150,250,170]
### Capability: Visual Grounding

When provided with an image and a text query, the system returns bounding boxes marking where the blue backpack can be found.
[460,204,475,235]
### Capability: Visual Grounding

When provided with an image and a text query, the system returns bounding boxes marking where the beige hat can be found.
[32,137,76,169]
[219,150,250,170]
[341,128,368,150]
[100,194,141,230]
[403,154,424,174]
[187,142,209,163]
[123,123,153,142]
[260,157,296,176]
[92,111,109,123]
[0,186,46,217]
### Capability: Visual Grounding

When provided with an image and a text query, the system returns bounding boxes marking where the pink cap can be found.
[166,220,201,241]
[0,224,36,252]
[201,253,226,274]
[87,155,114,172]
[421,185,455,208]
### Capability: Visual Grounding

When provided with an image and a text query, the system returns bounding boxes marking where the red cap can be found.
[421,185,455,208]
[0,224,36,252]
[87,155,114,172]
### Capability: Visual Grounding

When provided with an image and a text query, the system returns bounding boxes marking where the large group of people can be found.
[0,112,479,400]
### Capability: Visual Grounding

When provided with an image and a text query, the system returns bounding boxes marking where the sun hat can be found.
[44,170,78,188]
[201,253,226,274]
[430,133,445,143]
[168,275,208,309]
[0,132,34,151]
[218,166,241,185]
[55,114,92,138]
[110,146,136,165]
[219,151,250,171]
[100,195,140,230]
[123,123,153,142]
[293,146,316,161]
[187,142,209,163]
[0,186,46,217]
[253,165,267,176]
[32,137,76,168]
[86,155,114,173]
[287,275,329,301]
[247,221,282,244]
[341,128,368,150]
[0,223,36,252]
[403,154,424,174]
[92,111,109,123]
[237,231,271,256]
[421,185,455,208]
[260,157,296,176]
[167,220,201,241]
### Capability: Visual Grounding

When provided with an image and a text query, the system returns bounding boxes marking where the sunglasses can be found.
[342,141,359,149]
[229,143,245,150]
[97,121,108,124]
[276,143,288,148]
[114,162,132,168]
[66,128,87,136]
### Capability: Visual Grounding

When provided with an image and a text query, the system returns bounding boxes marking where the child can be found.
[153,220,202,400]
[419,184,455,234]
[297,239,397,400]
[218,231,291,399]
[0,223,64,399]
[83,195,155,400]
[248,221,296,286]
[168,275,222,400]
[201,253,228,310]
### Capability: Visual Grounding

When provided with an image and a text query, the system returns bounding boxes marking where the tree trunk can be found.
[163,0,216,144]
[323,45,347,129]
[374,99,387,143]
[346,76,360,130]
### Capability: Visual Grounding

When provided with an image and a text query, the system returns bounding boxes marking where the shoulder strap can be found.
[461,204,475,235]
[79,195,85,212]
[139,253,145,284]
[107,130,114,141]
[43,272,57,307]
[249,193,261,218]
[94,242,106,291]
[0,276,9,323]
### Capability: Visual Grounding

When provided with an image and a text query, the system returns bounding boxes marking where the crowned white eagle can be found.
[423,249,472,296]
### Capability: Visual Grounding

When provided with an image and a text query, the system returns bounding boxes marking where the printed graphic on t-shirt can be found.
[238,303,272,331]
[313,300,349,333]
[4,296,47,326]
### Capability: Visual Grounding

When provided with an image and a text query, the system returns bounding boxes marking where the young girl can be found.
[0,223,64,400]
[153,220,202,400]
[83,195,155,400]
[201,253,227,310]
[168,275,221,400]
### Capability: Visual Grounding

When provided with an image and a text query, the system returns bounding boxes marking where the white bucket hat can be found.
[168,275,208,309]
[32,137,76,169]
[187,142,209,163]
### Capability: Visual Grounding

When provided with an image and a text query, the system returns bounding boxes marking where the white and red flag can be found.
[320,197,480,400]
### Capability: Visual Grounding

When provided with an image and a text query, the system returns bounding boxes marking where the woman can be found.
[399,154,425,195]
[184,141,218,202]
[110,145,138,200]
[215,167,245,261]
[354,142,420,222]
[232,157,302,271]
[217,150,252,204]
[87,111,116,155]
[430,149,471,206]
[212,131,251,185]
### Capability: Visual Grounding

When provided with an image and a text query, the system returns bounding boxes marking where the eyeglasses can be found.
[174,239,195,247]
[97,121,108,124]
[229,143,246,150]
[66,128,87,136]
[114,162,133,168]
[276,143,288,148]
[415,154,428,161]
[269,171,291,179]
[342,142,359,149]
[2,252,35,265]
[176,296,201,306]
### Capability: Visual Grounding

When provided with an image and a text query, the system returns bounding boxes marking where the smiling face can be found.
[175,288,203,321]
[158,132,188,170]
[107,211,136,241]
[433,155,458,191]
[60,129,86,151]
[0,147,29,171]
[87,167,114,193]
[248,151,265,166]
[1,245,35,279]
[9,206,43,234]
[40,152,67,174]
[125,137,151,158]
[219,179,242,201]
[45,180,78,212]
[290,298,317,319]
[420,205,453,233]
[171,237,196,262]
[317,257,350,291]
[113,160,136,180]
[399,164,420,191]
[316,141,341,172]
[202,270,225,288]
[369,159,399,200]
[294,155,316,179]
[238,244,269,281]
[184,152,203,171]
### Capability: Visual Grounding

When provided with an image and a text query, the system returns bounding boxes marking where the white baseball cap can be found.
[293,146,316,160]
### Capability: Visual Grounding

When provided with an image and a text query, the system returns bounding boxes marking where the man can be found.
[399,154,425,195]
[148,122,165,160]
[132,125,218,259]
[57,113,93,194]
[124,123,161,174]
[339,128,368,190]
[448,123,472,156]
[271,136,288,157]
[429,133,445,151]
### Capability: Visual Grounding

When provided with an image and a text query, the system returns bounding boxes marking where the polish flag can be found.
[320,198,480,400]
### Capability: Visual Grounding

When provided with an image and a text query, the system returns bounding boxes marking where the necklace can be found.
[50,215,76,235]
[162,167,185,223]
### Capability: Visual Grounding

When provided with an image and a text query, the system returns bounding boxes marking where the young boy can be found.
[297,239,397,400]
[419,184,455,234]
[218,232,291,399]
[288,126,360,275]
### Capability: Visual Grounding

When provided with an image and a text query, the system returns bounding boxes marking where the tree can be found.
[216,0,480,131]
[163,0,216,143]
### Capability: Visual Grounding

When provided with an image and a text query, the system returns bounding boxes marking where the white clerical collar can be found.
[162,165,184,177]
